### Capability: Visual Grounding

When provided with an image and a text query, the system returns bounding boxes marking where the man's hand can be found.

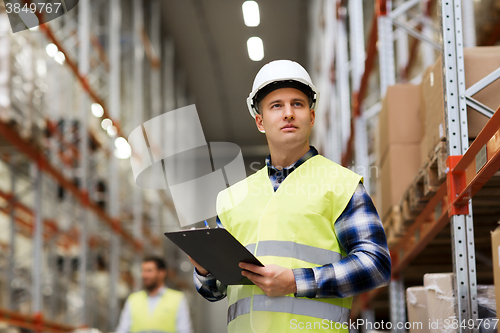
[188,256,209,276]
[239,263,297,297]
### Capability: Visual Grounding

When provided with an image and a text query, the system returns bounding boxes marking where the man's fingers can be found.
[242,269,265,283]
[239,262,265,275]
[242,271,274,296]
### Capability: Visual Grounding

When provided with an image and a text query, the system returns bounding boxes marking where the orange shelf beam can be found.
[0,309,75,333]
[450,106,500,208]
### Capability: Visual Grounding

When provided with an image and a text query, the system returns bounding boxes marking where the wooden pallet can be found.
[383,205,404,247]
[409,170,429,212]
[423,141,447,197]
[401,142,449,225]
[401,191,417,225]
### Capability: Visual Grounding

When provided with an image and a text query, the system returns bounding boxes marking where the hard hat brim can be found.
[247,78,320,119]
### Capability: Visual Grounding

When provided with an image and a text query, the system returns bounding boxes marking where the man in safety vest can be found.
[191,59,391,332]
[116,256,193,333]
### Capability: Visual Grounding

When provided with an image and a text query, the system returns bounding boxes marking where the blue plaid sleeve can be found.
[193,268,227,302]
[193,216,227,302]
[293,182,391,298]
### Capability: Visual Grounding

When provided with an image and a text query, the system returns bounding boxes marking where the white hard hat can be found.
[246,60,320,119]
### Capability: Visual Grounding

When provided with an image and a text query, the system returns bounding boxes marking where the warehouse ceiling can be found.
[160,0,309,169]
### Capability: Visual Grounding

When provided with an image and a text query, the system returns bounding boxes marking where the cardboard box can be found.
[419,66,433,139]
[420,59,446,165]
[406,287,429,333]
[379,84,422,162]
[423,273,456,333]
[420,47,500,163]
[378,144,421,220]
[464,47,500,136]
[490,226,500,332]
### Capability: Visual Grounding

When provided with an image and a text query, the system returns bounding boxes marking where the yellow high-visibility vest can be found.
[217,155,362,332]
[128,288,184,333]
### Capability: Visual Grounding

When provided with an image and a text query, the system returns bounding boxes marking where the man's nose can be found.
[283,104,295,120]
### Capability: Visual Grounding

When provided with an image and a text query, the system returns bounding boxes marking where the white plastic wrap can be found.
[477,285,496,314]
[406,286,429,333]
[424,273,456,333]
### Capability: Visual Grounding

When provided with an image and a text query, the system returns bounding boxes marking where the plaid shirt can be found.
[194,146,391,300]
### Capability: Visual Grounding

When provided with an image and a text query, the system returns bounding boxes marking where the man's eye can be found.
[293,102,303,107]
[271,104,281,109]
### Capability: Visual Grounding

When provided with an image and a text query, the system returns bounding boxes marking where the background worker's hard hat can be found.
[246,59,320,119]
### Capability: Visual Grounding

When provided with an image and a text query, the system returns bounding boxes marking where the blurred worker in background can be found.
[190,60,391,332]
[116,256,193,333]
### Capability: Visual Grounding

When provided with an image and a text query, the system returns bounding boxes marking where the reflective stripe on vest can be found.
[227,295,351,324]
[245,240,343,265]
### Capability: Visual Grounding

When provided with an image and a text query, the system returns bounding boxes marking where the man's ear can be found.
[255,113,266,133]
[310,109,315,127]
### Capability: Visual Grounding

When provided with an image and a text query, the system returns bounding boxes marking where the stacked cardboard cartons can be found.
[377,84,422,222]
[408,275,498,333]
[420,47,500,165]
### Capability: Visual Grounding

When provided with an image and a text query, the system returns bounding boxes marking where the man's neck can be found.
[146,284,164,297]
[268,142,310,170]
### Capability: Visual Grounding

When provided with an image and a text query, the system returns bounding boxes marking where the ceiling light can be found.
[107,125,117,137]
[101,118,112,130]
[114,137,131,159]
[91,103,104,118]
[46,43,58,57]
[54,51,65,65]
[247,37,264,61]
[114,137,129,150]
[114,148,131,159]
[242,1,260,27]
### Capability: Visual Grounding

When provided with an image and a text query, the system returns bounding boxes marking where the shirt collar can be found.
[148,286,166,297]
[265,145,318,176]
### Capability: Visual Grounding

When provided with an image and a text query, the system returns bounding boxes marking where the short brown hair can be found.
[143,255,167,271]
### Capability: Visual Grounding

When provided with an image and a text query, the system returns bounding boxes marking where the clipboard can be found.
[164,228,264,285]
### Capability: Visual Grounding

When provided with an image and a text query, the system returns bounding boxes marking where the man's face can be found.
[141,261,165,292]
[255,87,315,150]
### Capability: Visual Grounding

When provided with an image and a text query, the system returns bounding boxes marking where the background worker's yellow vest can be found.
[217,155,362,333]
[128,288,184,333]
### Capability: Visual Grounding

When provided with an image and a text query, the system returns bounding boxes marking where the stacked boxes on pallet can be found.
[403,46,500,225]
[420,47,500,165]
[377,84,422,244]
[377,47,500,246]
[406,274,497,333]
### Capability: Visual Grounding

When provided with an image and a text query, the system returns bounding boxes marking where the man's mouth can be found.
[281,124,297,130]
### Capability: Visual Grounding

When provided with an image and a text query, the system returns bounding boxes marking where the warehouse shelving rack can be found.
[330,0,500,332]
[0,1,192,331]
